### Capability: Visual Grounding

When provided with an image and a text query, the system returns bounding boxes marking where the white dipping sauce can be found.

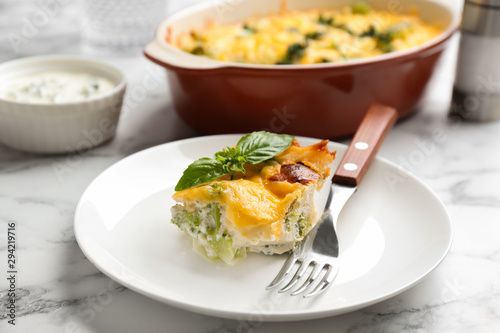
[0,71,116,103]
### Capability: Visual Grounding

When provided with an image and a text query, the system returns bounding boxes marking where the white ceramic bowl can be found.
[0,55,126,154]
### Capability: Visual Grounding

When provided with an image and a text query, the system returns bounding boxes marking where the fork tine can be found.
[290,262,321,296]
[304,264,338,298]
[266,255,298,290]
[278,260,312,293]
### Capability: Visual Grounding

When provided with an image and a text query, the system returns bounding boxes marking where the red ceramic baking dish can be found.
[144,0,460,138]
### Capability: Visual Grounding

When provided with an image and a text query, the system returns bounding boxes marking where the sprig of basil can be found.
[175,132,294,191]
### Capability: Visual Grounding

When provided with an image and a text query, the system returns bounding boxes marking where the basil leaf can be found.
[175,132,295,191]
[174,157,226,191]
[237,131,294,165]
[215,147,246,174]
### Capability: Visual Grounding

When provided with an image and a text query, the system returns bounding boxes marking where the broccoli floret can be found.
[277,43,307,64]
[352,1,372,15]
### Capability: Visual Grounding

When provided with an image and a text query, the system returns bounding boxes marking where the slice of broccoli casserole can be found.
[170,133,335,264]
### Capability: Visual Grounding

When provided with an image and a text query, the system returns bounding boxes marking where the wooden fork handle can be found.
[332,103,397,187]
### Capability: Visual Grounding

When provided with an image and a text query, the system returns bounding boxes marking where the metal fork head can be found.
[266,184,355,298]
[266,253,340,297]
[265,251,341,298]
[266,205,340,297]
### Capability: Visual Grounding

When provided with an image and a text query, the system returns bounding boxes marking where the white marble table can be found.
[2,0,500,332]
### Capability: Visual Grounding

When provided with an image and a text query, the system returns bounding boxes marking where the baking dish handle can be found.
[143,39,226,70]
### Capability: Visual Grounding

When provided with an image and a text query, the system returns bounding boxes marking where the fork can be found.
[266,103,397,297]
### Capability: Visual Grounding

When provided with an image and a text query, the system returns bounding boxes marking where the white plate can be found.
[74,135,452,321]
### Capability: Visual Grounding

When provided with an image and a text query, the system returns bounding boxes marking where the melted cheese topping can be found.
[275,139,335,177]
[172,177,304,241]
[174,4,441,65]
